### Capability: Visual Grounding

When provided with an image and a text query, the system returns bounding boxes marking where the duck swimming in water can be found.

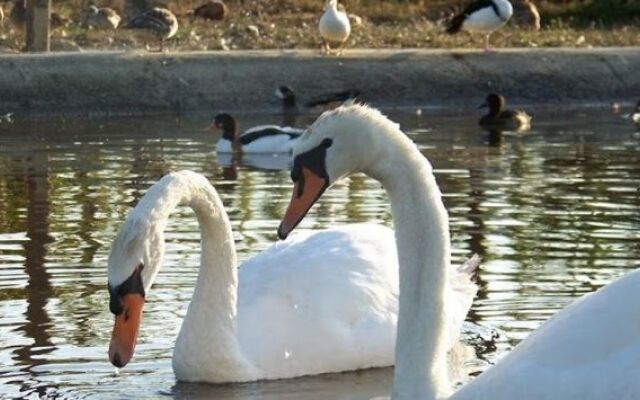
[478,93,531,131]
[207,113,303,154]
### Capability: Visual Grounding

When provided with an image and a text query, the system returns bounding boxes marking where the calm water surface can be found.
[0,109,639,399]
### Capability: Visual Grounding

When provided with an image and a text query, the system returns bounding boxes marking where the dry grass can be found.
[0,0,639,52]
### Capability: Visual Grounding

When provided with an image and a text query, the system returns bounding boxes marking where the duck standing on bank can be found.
[511,0,540,30]
[446,0,513,51]
[479,93,531,131]
[85,5,121,29]
[319,0,351,55]
[188,1,227,22]
[123,7,178,51]
[207,113,303,154]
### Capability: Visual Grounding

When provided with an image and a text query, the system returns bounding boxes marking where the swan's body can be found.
[277,104,640,400]
[319,0,351,55]
[111,171,462,382]
[209,113,303,154]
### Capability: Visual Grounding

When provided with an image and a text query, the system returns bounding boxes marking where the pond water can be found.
[0,108,639,399]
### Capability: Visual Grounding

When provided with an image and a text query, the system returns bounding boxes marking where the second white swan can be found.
[277,104,640,400]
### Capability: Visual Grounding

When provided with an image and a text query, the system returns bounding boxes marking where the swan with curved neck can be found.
[278,104,640,399]
[108,170,410,382]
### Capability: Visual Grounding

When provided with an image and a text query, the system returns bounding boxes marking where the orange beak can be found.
[108,293,145,368]
[278,167,328,240]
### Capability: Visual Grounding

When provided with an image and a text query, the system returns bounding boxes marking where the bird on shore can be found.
[446,0,513,51]
[478,93,531,131]
[319,0,351,55]
[511,0,540,30]
[123,7,178,52]
[206,113,303,153]
[85,5,121,30]
[188,0,227,22]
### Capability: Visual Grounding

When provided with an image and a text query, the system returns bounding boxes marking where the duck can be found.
[630,99,640,126]
[319,0,351,55]
[277,103,640,400]
[123,7,178,51]
[188,0,227,22]
[306,89,360,110]
[85,5,121,30]
[106,170,478,382]
[478,93,531,131]
[274,85,361,115]
[511,0,540,30]
[446,0,513,51]
[207,113,304,154]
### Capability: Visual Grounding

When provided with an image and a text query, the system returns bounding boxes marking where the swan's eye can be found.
[108,263,145,316]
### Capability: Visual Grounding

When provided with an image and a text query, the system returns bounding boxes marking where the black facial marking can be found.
[108,264,145,316]
[291,139,333,197]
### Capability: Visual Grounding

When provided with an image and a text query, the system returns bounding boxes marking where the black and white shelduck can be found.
[274,85,360,112]
[207,113,304,154]
[446,0,513,51]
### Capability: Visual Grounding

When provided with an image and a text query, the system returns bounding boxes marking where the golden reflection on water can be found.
[0,110,639,398]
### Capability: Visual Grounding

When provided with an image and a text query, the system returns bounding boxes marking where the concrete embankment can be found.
[0,48,639,116]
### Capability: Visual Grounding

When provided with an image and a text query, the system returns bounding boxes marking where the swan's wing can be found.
[444,255,480,349]
[236,224,399,379]
[454,267,640,400]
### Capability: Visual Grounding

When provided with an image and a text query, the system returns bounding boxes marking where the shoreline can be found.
[1,47,639,117]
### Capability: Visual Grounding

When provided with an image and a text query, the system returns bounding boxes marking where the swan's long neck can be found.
[368,134,451,400]
[139,173,254,380]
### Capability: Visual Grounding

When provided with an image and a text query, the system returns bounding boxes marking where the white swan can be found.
[277,104,640,400]
[108,170,407,382]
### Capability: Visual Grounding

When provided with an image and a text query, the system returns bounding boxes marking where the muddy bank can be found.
[0,48,638,116]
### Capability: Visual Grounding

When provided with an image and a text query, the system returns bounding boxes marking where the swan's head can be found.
[107,204,166,368]
[278,104,399,239]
